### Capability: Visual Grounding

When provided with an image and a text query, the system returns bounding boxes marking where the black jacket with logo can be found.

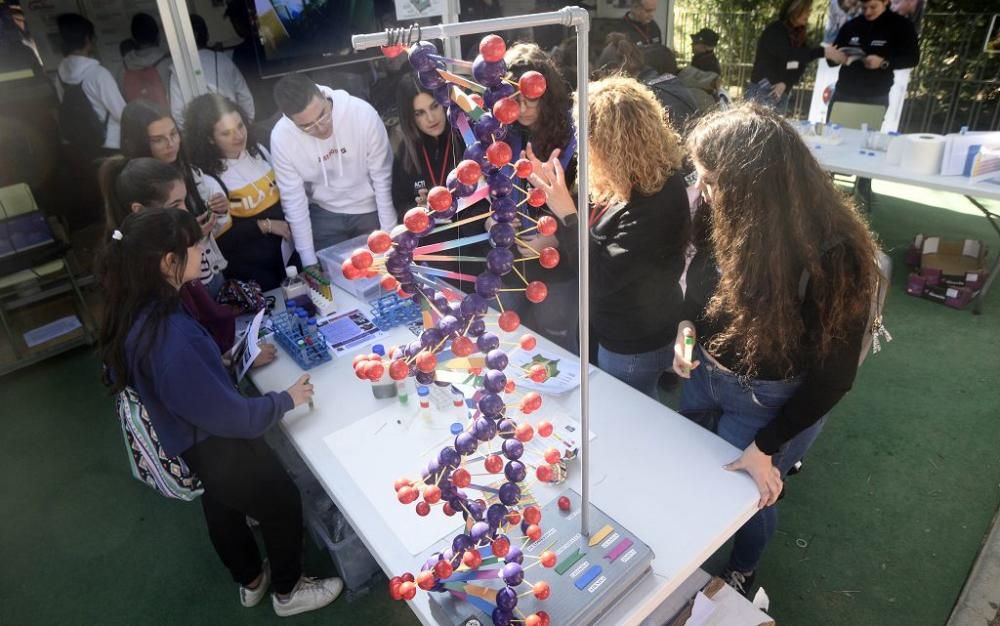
[831,9,920,99]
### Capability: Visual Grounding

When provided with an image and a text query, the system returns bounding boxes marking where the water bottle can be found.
[281,266,309,300]
[370,344,397,399]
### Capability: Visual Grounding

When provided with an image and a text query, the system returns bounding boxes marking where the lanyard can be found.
[420,134,451,188]
[626,16,652,44]
[589,202,613,226]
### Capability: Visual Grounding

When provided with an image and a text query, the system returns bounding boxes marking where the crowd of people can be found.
[80,0,918,615]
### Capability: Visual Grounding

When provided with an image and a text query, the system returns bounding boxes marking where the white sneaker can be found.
[272,576,344,617]
[240,560,271,608]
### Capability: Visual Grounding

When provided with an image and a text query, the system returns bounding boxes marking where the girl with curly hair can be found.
[674,103,880,597]
[527,76,690,397]
[184,93,292,291]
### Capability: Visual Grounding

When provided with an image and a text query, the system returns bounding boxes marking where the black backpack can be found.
[58,80,108,149]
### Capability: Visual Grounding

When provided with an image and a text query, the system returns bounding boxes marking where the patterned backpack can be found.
[115,386,203,501]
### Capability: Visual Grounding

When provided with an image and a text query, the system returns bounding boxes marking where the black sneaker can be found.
[721,567,756,598]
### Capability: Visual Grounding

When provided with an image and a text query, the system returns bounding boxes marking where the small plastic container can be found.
[282,266,310,300]
[417,385,431,411]
[450,385,464,408]
[370,344,397,399]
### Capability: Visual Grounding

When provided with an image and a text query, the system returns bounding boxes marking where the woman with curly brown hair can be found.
[674,103,880,597]
[527,76,690,397]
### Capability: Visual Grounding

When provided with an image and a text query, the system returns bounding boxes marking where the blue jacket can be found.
[126,306,293,457]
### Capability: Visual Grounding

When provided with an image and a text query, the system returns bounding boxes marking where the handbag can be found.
[115,386,203,501]
[216,278,266,314]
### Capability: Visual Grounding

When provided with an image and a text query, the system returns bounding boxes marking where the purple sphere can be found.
[432,84,451,106]
[472,55,507,88]
[486,349,509,371]
[454,431,478,455]
[426,457,441,477]
[483,369,507,393]
[440,315,462,336]
[418,68,446,90]
[484,82,516,109]
[464,141,487,166]
[478,392,504,417]
[416,371,435,385]
[487,171,514,199]
[497,418,517,439]
[475,271,502,298]
[420,327,444,349]
[399,282,419,295]
[489,222,516,248]
[452,533,472,553]
[477,332,500,353]
[486,503,508,526]
[470,521,490,543]
[465,499,485,521]
[500,561,524,586]
[447,105,467,127]
[461,293,488,317]
[473,416,497,441]
[439,481,457,500]
[432,292,449,311]
[486,247,515,275]
[436,202,458,220]
[502,438,524,460]
[393,230,419,251]
[506,544,524,564]
[407,340,422,356]
[467,318,487,337]
[491,607,513,626]
[408,41,438,72]
[473,114,500,143]
[491,199,519,223]
[498,481,521,505]
[446,170,476,198]
[438,446,461,468]
[504,460,527,482]
[495,586,519,611]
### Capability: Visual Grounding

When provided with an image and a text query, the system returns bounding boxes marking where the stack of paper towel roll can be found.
[895,134,946,175]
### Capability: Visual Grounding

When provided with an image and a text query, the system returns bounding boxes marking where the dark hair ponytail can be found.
[100,156,185,232]
[97,207,203,393]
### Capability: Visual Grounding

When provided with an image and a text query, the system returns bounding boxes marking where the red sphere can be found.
[367,352,382,362]
[456,160,482,186]
[423,485,442,504]
[514,158,533,178]
[397,287,413,299]
[353,353,368,367]
[433,559,453,580]
[493,97,520,125]
[527,187,547,208]
[397,485,418,504]
[389,358,409,381]
[399,580,417,600]
[381,275,399,291]
[504,380,516,394]
[537,215,558,236]
[543,447,561,464]
[368,230,392,253]
[484,454,503,474]
[451,468,471,488]
[341,259,362,280]
[515,423,534,442]
[416,570,436,590]
[354,361,370,380]
[519,334,537,350]
[415,350,437,373]
[532,580,551,600]
[491,535,511,558]
[526,281,548,304]
[522,392,542,412]
[366,361,385,381]
[557,495,572,511]
[519,71,547,100]
[540,550,557,568]
[506,510,522,525]
[388,576,404,600]
[486,141,513,167]
[528,363,548,383]
[427,186,453,212]
[463,550,483,569]
[498,310,521,332]
[523,505,541,525]
[479,34,506,63]
[351,248,373,270]
[415,501,431,516]
[404,207,430,233]
[537,420,554,437]
[442,502,456,516]
[526,615,542,626]
[470,93,484,108]
[525,524,542,541]
[536,465,554,482]
[539,247,560,269]
[393,477,412,491]
[537,611,552,626]
[401,573,415,583]
[451,336,475,357]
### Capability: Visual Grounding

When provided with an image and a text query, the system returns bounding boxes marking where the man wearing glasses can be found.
[270,74,397,269]
[620,0,662,47]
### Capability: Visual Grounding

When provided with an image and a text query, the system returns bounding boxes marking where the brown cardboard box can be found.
[920,237,989,289]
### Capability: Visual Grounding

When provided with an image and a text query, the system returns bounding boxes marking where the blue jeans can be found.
[680,346,827,572]
[744,81,790,116]
[308,204,380,252]
[597,342,673,399]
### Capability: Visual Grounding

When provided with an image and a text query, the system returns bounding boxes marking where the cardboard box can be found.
[668,577,775,626]
[920,237,989,289]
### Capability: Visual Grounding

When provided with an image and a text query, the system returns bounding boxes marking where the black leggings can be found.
[182,435,303,594]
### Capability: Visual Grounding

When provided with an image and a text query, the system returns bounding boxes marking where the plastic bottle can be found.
[450,385,465,408]
[296,309,308,335]
[417,385,431,417]
[370,344,397,399]
[886,131,905,166]
[282,266,309,300]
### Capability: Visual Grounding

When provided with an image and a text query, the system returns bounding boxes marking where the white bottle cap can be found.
[285,266,299,279]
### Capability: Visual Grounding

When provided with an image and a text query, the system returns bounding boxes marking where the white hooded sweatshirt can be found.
[57,55,126,150]
[270,85,396,266]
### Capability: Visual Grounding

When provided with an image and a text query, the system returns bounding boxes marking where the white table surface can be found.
[805,127,1000,201]
[249,287,759,625]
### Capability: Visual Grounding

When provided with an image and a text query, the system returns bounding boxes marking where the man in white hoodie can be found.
[270,74,397,268]
[56,13,126,151]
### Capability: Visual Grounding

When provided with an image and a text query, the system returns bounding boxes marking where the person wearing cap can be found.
[690,28,722,75]
[620,0,663,47]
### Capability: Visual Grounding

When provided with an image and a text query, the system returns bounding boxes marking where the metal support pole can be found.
[352,5,593,538]
[157,0,206,109]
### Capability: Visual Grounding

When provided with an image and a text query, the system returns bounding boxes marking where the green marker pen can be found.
[682,333,695,375]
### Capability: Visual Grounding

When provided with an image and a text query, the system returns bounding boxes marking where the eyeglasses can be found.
[296,97,333,133]
[149,127,180,149]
